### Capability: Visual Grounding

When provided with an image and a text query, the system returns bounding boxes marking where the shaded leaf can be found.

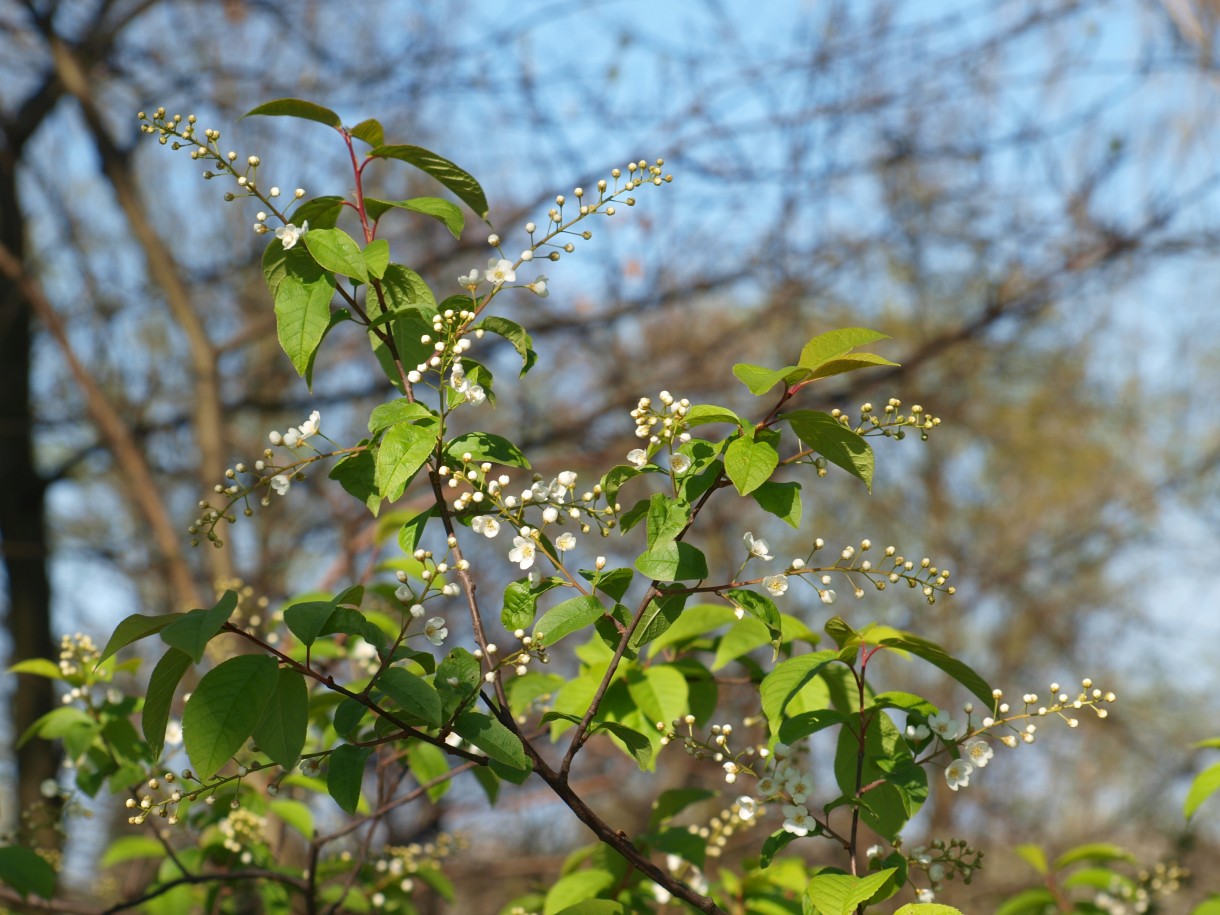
[327,744,371,814]
[98,613,185,665]
[182,655,278,779]
[142,648,192,760]
[785,409,874,491]
[160,591,238,664]
[242,98,341,128]
[252,668,309,768]
[369,144,489,217]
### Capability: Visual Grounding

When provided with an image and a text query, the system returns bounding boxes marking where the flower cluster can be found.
[833,397,942,444]
[904,837,985,900]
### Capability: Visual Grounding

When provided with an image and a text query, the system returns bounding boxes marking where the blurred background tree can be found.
[1,0,1218,909]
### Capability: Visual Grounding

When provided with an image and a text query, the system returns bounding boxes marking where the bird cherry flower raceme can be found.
[484,258,516,286]
[743,532,773,560]
[944,758,973,791]
[275,221,308,249]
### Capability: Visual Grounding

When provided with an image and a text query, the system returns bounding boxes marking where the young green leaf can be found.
[760,650,839,725]
[444,431,530,469]
[797,327,889,371]
[534,595,606,647]
[182,654,279,779]
[283,599,338,649]
[732,362,801,396]
[327,744,371,814]
[397,505,435,555]
[725,588,782,646]
[364,196,465,238]
[452,711,530,772]
[804,870,896,915]
[724,429,780,496]
[435,647,482,722]
[142,648,192,760]
[349,118,384,147]
[368,144,489,218]
[759,829,800,868]
[1185,762,1220,820]
[252,668,309,769]
[543,869,616,915]
[683,404,742,428]
[363,239,390,279]
[242,98,342,128]
[785,409,874,491]
[626,665,688,730]
[376,667,442,728]
[634,541,708,583]
[303,307,352,391]
[368,398,434,435]
[645,492,689,546]
[329,448,380,515]
[97,612,185,665]
[274,272,336,376]
[375,419,439,503]
[7,659,63,679]
[475,315,537,375]
[159,591,238,664]
[877,633,994,707]
[303,227,368,283]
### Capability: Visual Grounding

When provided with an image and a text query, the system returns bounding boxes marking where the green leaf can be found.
[376,667,442,728]
[408,742,452,802]
[1186,762,1220,820]
[892,906,964,915]
[436,648,481,721]
[534,595,606,647]
[142,648,192,760]
[1052,844,1135,869]
[363,239,390,279]
[751,480,802,528]
[994,889,1056,915]
[732,362,799,396]
[579,567,634,603]
[331,448,380,515]
[182,654,279,779]
[369,144,489,217]
[252,668,309,768]
[645,492,689,546]
[804,353,899,382]
[553,902,625,915]
[365,196,465,238]
[626,666,688,731]
[648,788,716,829]
[269,799,315,838]
[684,404,742,428]
[274,272,336,376]
[726,588,782,647]
[594,720,654,769]
[630,591,689,649]
[369,399,434,435]
[453,711,530,773]
[877,633,994,707]
[0,846,55,898]
[760,829,800,868]
[283,599,338,649]
[97,612,185,665]
[242,98,342,128]
[797,328,889,371]
[724,429,780,496]
[100,835,166,869]
[476,315,537,375]
[543,869,616,915]
[778,709,850,744]
[303,306,352,391]
[350,118,384,147]
[785,410,874,491]
[376,419,440,503]
[760,650,839,725]
[396,505,434,554]
[500,578,561,630]
[445,431,530,469]
[634,541,708,582]
[8,658,64,679]
[292,195,346,231]
[18,706,95,747]
[160,591,238,664]
[303,227,368,282]
[804,870,895,915]
[327,744,371,814]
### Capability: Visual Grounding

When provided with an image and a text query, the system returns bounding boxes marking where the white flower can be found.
[395,584,413,602]
[772,742,793,761]
[297,410,321,439]
[275,221,309,249]
[736,797,756,820]
[164,719,183,747]
[528,275,549,297]
[458,267,482,288]
[962,738,994,768]
[866,844,884,860]
[944,758,973,791]
[527,568,542,587]
[928,710,965,742]
[268,430,283,445]
[763,574,788,596]
[784,769,815,805]
[626,448,649,468]
[484,257,516,285]
[555,532,577,552]
[670,453,691,475]
[819,589,837,605]
[509,536,536,570]
[917,888,935,903]
[781,803,813,836]
[423,617,448,646]
[557,470,577,487]
[755,775,778,797]
[270,474,291,496]
[542,506,559,524]
[465,384,486,406]
[409,603,425,619]
[40,778,59,798]
[472,515,501,538]
[743,532,772,560]
[906,723,930,742]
